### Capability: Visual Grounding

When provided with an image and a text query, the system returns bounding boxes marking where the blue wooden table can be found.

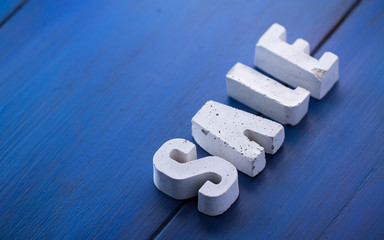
[1,0,383,239]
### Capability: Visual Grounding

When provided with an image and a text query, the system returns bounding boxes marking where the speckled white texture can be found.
[153,138,239,216]
[191,101,285,177]
[227,62,310,126]
[254,23,339,99]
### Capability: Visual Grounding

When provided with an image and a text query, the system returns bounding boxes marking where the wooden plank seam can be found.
[319,157,384,238]
[0,0,29,29]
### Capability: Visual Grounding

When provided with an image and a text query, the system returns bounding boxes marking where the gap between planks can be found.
[317,157,384,239]
[0,0,29,29]
[149,203,186,240]
[311,0,362,55]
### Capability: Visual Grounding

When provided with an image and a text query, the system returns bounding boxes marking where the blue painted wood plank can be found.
[320,159,384,240]
[0,0,25,25]
[158,0,384,239]
[0,0,358,238]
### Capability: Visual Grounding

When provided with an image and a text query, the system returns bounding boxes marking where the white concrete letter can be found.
[153,138,239,216]
[254,23,339,99]
[227,62,310,125]
[191,101,284,177]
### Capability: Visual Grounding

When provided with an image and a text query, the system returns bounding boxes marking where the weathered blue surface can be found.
[0,0,383,239]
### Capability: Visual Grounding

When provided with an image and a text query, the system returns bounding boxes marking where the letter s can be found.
[153,138,239,216]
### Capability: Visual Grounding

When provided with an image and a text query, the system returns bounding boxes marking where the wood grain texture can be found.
[0,0,365,239]
[158,0,384,239]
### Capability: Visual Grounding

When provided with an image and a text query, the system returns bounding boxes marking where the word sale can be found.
[153,23,339,216]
